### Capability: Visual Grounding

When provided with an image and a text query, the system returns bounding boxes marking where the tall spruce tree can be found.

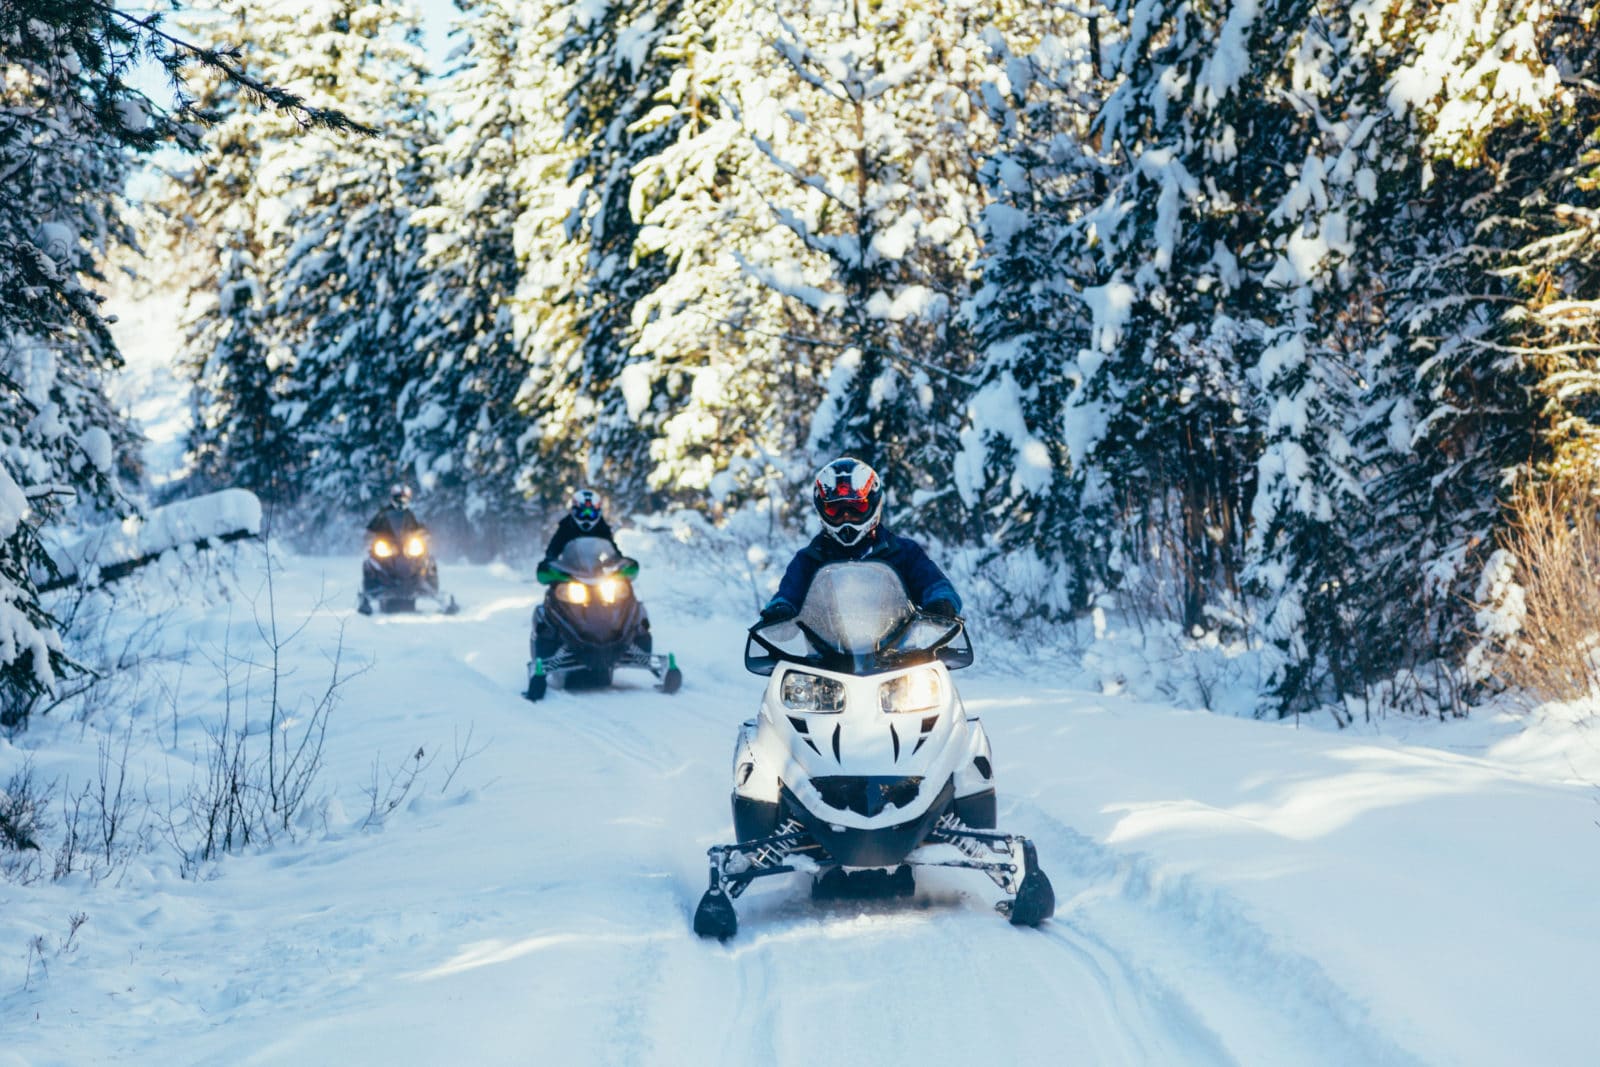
[1337,0,1585,708]
[269,0,437,535]
[406,0,539,550]
[618,0,804,513]
[736,0,1000,539]
[962,19,1105,616]
[518,0,692,507]
[167,4,304,512]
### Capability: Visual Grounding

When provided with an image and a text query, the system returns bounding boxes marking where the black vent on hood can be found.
[811,776,923,818]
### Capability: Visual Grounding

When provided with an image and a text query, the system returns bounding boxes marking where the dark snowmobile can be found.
[524,536,682,701]
[358,513,458,615]
[692,561,1054,939]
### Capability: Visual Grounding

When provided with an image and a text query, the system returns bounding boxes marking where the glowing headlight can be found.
[782,670,846,713]
[372,538,396,559]
[404,534,427,558]
[597,576,627,604]
[556,581,590,605]
[879,669,943,714]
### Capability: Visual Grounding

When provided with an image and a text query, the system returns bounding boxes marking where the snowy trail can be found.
[163,558,1356,1066]
[7,549,1600,1065]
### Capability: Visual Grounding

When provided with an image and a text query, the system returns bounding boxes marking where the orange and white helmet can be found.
[812,457,882,546]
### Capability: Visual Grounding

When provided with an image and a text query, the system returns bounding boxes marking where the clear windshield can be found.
[796,563,913,655]
[557,536,620,577]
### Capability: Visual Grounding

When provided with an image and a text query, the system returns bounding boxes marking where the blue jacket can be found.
[766,526,962,617]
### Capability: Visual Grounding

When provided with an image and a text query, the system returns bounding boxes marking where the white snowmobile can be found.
[692,561,1054,939]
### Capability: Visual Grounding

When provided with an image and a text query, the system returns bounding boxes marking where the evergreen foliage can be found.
[144,0,1600,715]
[407,0,538,548]
[736,0,998,539]
[0,0,364,725]
[269,0,436,534]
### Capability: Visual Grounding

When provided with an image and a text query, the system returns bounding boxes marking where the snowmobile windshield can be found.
[747,562,971,675]
[797,563,913,654]
[556,536,621,578]
[370,508,423,539]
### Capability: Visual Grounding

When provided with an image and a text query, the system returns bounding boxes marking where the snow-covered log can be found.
[36,489,263,592]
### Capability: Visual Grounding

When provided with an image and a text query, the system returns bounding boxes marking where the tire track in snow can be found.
[1010,798,1427,1067]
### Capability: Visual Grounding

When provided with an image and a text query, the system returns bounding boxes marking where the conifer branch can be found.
[95,3,380,136]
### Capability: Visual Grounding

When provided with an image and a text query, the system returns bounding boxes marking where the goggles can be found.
[820,495,871,520]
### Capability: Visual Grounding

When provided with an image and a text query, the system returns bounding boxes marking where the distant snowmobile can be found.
[357,513,458,616]
[524,536,682,701]
[692,561,1054,939]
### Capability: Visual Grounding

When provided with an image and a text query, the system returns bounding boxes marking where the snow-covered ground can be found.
[4,529,1598,1066]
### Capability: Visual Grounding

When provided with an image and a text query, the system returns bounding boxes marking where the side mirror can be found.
[936,624,974,670]
[744,628,779,676]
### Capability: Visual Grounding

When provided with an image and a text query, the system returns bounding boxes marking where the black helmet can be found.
[390,483,413,508]
[812,457,882,546]
[571,488,603,531]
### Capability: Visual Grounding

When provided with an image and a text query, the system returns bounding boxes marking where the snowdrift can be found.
[36,489,262,591]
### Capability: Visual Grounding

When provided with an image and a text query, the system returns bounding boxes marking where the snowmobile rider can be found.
[542,488,619,564]
[759,457,962,625]
[367,483,418,537]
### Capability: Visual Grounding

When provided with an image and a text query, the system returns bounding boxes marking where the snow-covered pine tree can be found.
[516,0,692,508]
[165,3,304,512]
[1,1,154,723]
[1498,6,1600,478]
[266,0,437,536]
[405,0,539,551]
[1339,0,1589,707]
[1063,0,1338,635]
[961,17,1106,617]
[736,0,1000,540]
[618,0,807,514]
[2,0,364,724]
[1236,5,1389,714]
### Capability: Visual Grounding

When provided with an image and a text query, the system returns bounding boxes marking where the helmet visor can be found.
[820,495,871,521]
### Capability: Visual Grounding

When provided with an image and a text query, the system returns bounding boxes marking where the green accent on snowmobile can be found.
[619,560,640,580]
[668,653,677,671]
[536,563,568,585]
[533,658,546,677]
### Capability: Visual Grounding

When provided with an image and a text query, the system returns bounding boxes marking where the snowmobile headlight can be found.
[879,669,943,715]
[404,534,427,558]
[556,581,590,605]
[372,538,396,559]
[597,576,626,604]
[781,671,846,713]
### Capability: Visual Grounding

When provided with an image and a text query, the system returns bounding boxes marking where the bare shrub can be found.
[51,722,148,886]
[1487,477,1600,705]
[19,912,88,992]
[0,758,52,883]
[360,746,435,830]
[163,558,366,873]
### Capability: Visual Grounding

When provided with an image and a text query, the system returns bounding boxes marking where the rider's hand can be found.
[923,598,960,620]
[759,602,797,626]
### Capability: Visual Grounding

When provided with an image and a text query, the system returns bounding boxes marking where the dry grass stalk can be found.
[1494,477,1600,704]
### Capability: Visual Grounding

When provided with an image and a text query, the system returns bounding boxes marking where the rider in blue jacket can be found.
[760,457,962,623]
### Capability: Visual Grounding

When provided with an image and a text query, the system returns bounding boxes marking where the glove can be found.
[923,598,959,620]
[759,602,798,625]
